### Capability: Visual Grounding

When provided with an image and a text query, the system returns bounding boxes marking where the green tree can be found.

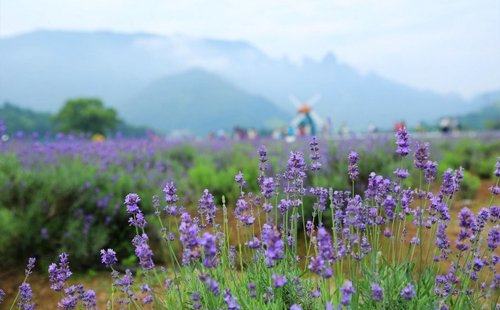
[53,98,120,136]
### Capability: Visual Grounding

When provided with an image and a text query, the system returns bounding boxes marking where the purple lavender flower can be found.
[262,224,284,267]
[124,193,141,214]
[348,151,359,180]
[394,168,409,179]
[204,278,221,296]
[395,128,411,157]
[235,171,247,189]
[49,253,72,291]
[198,189,218,227]
[473,258,484,272]
[262,202,273,213]
[83,214,93,235]
[263,286,274,303]
[179,212,201,265]
[490,206,500,223]
[310,287,321,298]
[488,226,500,251]
[340,281,355,307]
[278,199,292,215]
[434,275,451,298]
[163,181,179,204]
[17,282,34,310]
[494,157,500,177]
[192,291,202,309]
[272,274,287,288]
[41,227,50,239]
[309,227,334,278]
[489,186,500,196]
[82,289,97,309]
[309,136,322,171]
[25,257,36,276]
[383,195,397,222]
[291,305,303,310]
[371,283,383,302]
[0,289,5,304]
[435,224,451,259]
[100,249,118,267]
[58,296,78,310]
[200,232,218,268]
[258,145,268,172]
[458,207,477,230]
[128,211,147,228]
[424,161,438,182]
[134,235,155,270]
[284,151,307,181]
[414,142,430,169]
[261,177,276,199]
[361,236,372,255]
[401,283,416,300]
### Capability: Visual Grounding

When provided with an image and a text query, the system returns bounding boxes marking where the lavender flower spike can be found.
[100,249,118,267]
[395,128,411,157]
[495,157,500,177]
[401,283,416,300]
[348,151,359,180]
[414,142,430,169]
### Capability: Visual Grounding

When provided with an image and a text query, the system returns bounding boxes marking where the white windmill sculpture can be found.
[289,94,325,136]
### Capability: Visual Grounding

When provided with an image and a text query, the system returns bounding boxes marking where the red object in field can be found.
[394,121,405,132]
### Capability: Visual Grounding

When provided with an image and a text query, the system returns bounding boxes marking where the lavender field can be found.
[1,129,500,309]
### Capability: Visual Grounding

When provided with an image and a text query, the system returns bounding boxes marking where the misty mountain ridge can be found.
[122,68,291,135]
[1,29,498,134]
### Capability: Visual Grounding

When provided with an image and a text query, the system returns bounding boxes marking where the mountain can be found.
[457,94,500,130]
[122,69,290,135]
[0,102,150,138]
[0,30,495,132]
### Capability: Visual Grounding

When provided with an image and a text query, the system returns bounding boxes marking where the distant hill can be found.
[457,95,500,130]
[122,69,291,135]
[0,30,497,132]
[0,102,53,135]
[0,102,150,138]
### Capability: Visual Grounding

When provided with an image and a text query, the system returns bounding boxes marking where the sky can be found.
[1,0,499,99]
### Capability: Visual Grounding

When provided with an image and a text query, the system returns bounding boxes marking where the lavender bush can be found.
[2,129,500,309]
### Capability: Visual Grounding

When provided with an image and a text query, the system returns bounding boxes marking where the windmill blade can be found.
[310,111,325,127]
[290,115,304,127]
[289,95,303,108]
[306,94,322,106]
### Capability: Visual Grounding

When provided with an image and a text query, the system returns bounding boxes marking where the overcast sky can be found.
[1,0,499,98]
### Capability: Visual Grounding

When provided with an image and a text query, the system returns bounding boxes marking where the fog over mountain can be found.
[0,30,496,133]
